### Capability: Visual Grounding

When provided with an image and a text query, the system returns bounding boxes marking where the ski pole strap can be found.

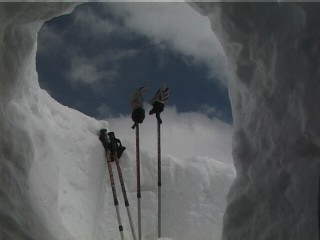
[156,113,162,124]
[149,101,164,124]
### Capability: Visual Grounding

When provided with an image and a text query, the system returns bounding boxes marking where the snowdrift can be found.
[0,3,234,240]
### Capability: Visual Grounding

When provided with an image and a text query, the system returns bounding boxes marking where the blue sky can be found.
[36,2,232,124]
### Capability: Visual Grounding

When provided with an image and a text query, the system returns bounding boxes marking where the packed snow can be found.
[191,2,320,240]
[0,3,234,240]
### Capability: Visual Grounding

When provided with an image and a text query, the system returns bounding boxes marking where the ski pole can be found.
[131,87,147,240]
[105,151,125,240]
[149,84,169,238]
[113,152,137,240]
[157,119,162,238]
[135,124,142,240]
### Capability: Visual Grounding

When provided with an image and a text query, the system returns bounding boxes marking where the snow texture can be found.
[0,3,234,240]
[192,2,320,240]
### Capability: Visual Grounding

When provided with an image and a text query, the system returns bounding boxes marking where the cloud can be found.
[69,57,107,84]
[38,5,139,90]
[67,48,138,89]
[199,103,223,119]
[72,5,119,37]
[106,2,230,84]
[68,56,118,86]
[37,2,232,122]
[97,103,115,119]
[38,2,230,89]
[105,106,233,164]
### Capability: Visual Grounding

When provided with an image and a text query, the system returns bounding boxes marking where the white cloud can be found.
[72,6,120,38]
[68,56,118,85]
[67,48,138,88]
[38,7,138,89]
[107,2,230,84]
[105,106,233,164]
[69,57,105,84]
[39,2,230,88]
[97,103,115,119]
[199,103,222,119]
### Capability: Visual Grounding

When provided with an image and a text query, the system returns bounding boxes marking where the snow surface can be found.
[0,3,234,240]
[192,2,320,240]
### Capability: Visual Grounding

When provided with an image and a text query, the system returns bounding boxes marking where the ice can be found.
[0,3,234,240]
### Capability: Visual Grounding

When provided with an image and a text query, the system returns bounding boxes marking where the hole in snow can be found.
[36,1,234,162]
[35,3,235,238]
[36,2,232,123]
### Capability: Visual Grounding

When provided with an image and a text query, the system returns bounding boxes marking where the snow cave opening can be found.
[13,2,236,240]
[36,2,233,125]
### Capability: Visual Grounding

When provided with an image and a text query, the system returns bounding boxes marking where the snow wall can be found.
[0,3,235,240]
[191,2,320,240]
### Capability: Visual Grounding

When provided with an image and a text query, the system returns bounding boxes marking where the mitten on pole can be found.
[149,84,169,124]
